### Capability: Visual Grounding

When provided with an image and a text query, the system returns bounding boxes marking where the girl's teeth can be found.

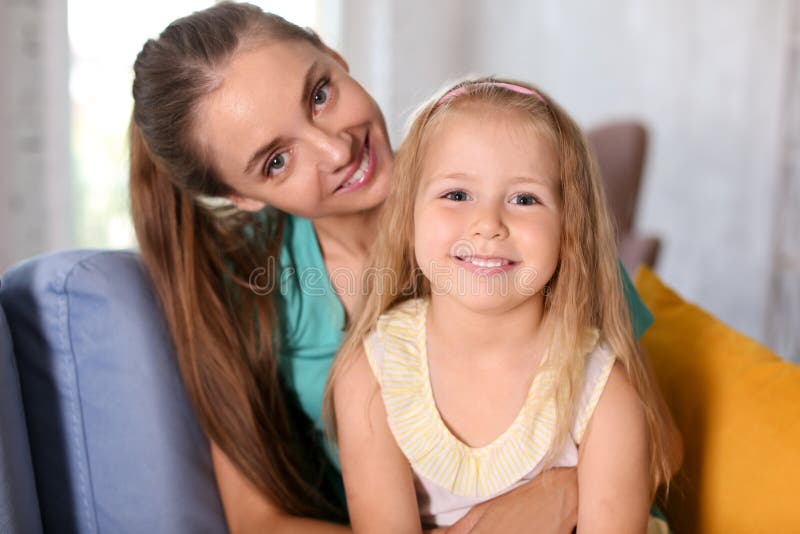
[467,258,508,268]
[342,149,370,188]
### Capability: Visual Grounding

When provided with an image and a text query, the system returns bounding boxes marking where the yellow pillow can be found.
[635,267,800,534]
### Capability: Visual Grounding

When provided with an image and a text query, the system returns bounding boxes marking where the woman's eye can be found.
[443,190,470,202]
[312,81,331,111]
[263,151,289,177]
[510,193,538,206]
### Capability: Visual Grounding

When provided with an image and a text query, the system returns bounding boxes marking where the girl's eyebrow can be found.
[508,175,554,187]
[242,60,322,175]
[427,172,552,186]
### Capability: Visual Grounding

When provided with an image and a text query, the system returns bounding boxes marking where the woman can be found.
[129,3,679,532]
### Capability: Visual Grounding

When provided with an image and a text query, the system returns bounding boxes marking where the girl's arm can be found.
[211,441,349,534]
[334,346,422,534]
[576,362,651,533]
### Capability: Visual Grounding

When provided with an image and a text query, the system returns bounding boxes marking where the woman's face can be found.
[195,39,393,218]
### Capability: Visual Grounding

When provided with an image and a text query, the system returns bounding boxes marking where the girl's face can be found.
[413,105,562,314]
[195,39,393,218]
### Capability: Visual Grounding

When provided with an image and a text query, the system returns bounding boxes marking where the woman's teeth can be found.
[341,149,370,188]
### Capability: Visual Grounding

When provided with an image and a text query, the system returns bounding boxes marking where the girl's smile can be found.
[453,253,519,276]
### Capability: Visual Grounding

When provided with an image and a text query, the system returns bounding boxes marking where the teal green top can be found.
[276,215,346,435]
[621,259,654,338]
[276,214,653,432]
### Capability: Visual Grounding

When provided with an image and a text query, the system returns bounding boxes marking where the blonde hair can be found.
[325,77,671,493]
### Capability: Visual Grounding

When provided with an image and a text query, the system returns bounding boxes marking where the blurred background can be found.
[1,0,797,362]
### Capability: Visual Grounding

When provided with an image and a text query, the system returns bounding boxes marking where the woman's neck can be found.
[426,295,549,370]
[311,207,381,260]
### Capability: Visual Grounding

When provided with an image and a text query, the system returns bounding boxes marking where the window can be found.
[68,0,339,248]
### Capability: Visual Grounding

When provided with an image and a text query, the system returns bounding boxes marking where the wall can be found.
[342,0,793,355]
[766,1,800,361]
[2,0,794,357]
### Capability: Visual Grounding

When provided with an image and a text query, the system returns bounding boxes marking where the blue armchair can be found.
[0,250,228,534]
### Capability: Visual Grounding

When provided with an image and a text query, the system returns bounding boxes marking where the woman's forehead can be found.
[221,39,326,94]
[194,40,332,172]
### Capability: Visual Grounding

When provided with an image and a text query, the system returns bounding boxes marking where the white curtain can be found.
[0,0,71,272]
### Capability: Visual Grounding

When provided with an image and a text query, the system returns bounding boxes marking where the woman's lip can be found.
[334,134,375,194]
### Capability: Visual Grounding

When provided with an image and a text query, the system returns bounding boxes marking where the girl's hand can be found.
[449,467,578,534]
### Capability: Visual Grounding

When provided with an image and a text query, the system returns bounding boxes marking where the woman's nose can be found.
[309,126,352,171]
[471,204,509,240]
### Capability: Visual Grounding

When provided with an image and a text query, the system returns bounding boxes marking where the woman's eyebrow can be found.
[243,138,280,175]
[242,60,322,175]
[300,59,321,107]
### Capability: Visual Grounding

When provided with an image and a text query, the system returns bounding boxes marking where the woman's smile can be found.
[334,132,376,193]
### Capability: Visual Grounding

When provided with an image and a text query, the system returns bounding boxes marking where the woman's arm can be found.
[576,362,651,533]
[334,346,422,534]
[463,467,578,534]
[211,442,350,534]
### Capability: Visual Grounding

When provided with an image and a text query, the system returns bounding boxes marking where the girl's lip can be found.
[334,134,375,194]
[454,255,518,275]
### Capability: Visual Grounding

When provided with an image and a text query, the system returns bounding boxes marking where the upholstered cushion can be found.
[635,267,800,534]
[0,250,227,534]
[0,303,43,534]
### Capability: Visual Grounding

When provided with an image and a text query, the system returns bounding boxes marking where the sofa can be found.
[0,250,227,534]
[1,249,799,534]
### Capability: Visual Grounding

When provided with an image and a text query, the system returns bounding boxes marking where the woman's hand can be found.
[445,467,578,534]
[211,441,349,534]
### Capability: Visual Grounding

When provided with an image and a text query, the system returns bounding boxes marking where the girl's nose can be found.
[471,204,509,240]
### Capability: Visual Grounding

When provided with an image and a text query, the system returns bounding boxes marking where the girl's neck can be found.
[426,295,549,370]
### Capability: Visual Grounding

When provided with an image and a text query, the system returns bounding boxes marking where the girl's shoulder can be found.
[376,298,427,329]
[572,334,619,444]
[363,298,427,379]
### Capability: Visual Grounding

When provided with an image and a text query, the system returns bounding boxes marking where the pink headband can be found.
[434,81,546,107]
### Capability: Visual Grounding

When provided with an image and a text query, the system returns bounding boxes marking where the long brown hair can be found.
[129,2,342,520]
[325,78,672,494]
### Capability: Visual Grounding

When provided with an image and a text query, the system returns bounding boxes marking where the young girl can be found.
[327,79,673,532]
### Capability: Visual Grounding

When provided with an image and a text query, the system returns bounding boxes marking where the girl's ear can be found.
[227,194,266,212]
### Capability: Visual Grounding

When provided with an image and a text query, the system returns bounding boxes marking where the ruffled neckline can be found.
[374,299,599,498]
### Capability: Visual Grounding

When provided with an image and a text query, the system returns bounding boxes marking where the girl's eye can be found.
[312,81,331,112]
[443,190,471,202]
[510,193,538,206]
[263,151,289,177]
